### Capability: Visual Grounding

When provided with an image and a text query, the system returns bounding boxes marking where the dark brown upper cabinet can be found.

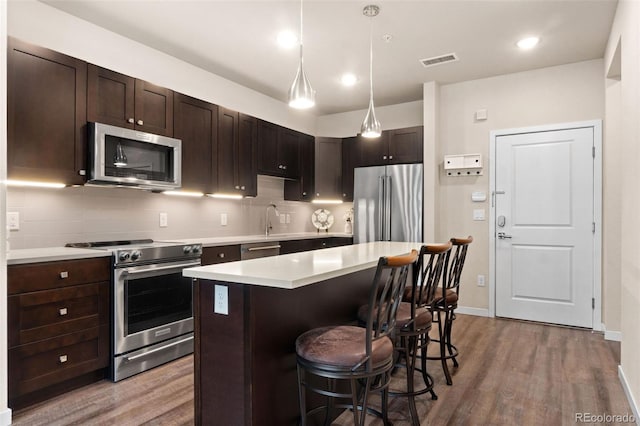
[173,93,218,193]
[7,37,87,185]
[257,120,300,179]
[284,134,314,202]
[314,137,342,200]
[87,64,174,137]
[355,126,423,167]
[341,137,357,202]
[217,107,257,197]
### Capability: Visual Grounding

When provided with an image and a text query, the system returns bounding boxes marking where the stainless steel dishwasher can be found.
[240,241,281,260]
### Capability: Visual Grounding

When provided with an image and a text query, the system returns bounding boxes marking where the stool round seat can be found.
[357,303,433,330]
[435,287,459,305]
[296,325,393,372]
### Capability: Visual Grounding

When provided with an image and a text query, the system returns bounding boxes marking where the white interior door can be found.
[495,127,594,328]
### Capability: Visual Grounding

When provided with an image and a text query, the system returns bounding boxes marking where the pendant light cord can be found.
[368,12,374,103]
[299,0,304,64]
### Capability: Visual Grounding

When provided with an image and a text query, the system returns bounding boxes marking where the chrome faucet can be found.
[265,203,279,236]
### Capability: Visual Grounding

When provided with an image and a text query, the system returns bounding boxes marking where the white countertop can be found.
[7,247,112,265]
[183,241,422,290]
[6,232,352,265]
[171,232,352,247]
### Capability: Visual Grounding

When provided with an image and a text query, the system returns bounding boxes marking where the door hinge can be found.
[592,146,596,158]
[592,222,596,233]
[592,298,595,309]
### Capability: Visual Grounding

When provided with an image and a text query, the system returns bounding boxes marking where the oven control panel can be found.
[113,243,202,266]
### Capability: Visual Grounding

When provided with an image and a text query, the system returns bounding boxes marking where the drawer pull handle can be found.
[60,271,69,279]
[59,355,68,363]
[218,253,225,258]
[59,308,68,316]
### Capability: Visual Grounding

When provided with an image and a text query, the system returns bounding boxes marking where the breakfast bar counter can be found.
[183,241,423,426]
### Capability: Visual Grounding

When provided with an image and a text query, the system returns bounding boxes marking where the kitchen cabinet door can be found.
[257,120,280,176]
[238,114,258,197]
[217,108,257,197]
[388,126,423,164]
[277,128,301,179]
[357,132,389,167]
[7,37,87,185]
[173,93,217,193]
[284,134,314,201]
[314,137,342,199]
[341,137,357,201]
[88,64,174,137]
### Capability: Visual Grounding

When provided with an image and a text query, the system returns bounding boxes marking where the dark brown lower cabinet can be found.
[201,245,242,265]
[7,258,111,409]
[279,237,353,254]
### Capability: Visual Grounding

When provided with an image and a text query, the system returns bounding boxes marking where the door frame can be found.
[489,120,602,330]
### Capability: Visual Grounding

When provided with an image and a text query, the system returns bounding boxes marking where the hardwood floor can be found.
[11,315,632,425]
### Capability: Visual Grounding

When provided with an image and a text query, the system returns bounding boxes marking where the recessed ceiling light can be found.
[517,36,539,50]
[277,30,298,49]
[341,73,358,87]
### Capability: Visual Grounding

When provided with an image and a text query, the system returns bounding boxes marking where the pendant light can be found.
[361,5,381,138]
[288,0,315,109]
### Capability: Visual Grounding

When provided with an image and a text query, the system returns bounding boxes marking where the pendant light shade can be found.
[361,5,381,138]
[288,0,315,109]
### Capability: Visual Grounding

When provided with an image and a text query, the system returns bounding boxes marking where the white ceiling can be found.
[42,0,617,115]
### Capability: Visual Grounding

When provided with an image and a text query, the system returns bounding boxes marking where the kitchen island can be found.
[183,241,423,426]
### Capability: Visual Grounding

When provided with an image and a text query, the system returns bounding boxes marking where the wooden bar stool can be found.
[392,242,452,425]
[428,236,473,385]
[296,250,418,426]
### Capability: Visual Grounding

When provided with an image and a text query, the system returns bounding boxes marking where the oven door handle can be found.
[119,261,201,278]
[124,335,194,362]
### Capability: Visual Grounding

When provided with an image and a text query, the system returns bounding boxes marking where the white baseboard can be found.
[618,365,640,424]
[456,306,489,317]
[603,325,622,342]
[0,407,12,426]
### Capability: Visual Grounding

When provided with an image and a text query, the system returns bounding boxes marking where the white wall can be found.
[7,0,316,135]
[1,0,10,423]
[605,0,640,418]
[316,100,423,137]
[428,59,604,313]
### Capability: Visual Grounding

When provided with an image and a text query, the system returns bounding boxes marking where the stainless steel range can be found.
[66,239,201,381]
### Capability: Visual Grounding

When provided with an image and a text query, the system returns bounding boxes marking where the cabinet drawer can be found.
[202,245,241,265]
[9,325,109,398]
[8,257,110,294]
[8,282,109,347]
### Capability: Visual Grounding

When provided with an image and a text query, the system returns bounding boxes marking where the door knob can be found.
[497,232,512,239]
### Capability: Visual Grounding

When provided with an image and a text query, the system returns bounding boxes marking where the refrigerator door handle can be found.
[384,175,392,241]
[378,176,385,239]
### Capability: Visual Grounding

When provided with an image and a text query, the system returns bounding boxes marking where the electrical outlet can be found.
[279,214,286,224]
[220,213,228,226]
[477,274,485,287]
[214,285,229,315]
[7,212,19,231]
[286,214,291,224]
[159,212,168,228]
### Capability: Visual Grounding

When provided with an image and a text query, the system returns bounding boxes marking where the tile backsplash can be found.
[7,175,353,249]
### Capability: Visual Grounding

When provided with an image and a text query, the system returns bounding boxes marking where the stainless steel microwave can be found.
[88,122,181,190]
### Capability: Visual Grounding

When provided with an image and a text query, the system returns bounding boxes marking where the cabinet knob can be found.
[240,186,245,190]
[59,271,69,279]
[59,355,68,364]
[78,169,86,176]
[59,307,68,316]
[383,155,387,160]
[278,165,283,169]
[302,192,307,196]
[128,118,135,124]
[282,165,287,170]
[218,253,225,258]
[137,119,144,126]
[235,185,240,190]
[316,193,320,196]
[389,155,393,160]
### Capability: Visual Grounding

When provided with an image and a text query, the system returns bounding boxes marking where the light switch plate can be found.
[279,214,286,224]
[214,285,229,315]
[220,213,228,226]
[159,212,168,228]
[7,212,19,231]
[473,209,485,221]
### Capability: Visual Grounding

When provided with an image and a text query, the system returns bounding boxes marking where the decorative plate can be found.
[312,209,334,231]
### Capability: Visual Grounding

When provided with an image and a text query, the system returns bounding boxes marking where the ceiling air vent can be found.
[419,53,458,68]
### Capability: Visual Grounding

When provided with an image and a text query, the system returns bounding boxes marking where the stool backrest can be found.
[361,250,418,370]
[411,242,453,309]
[443,236,473,295]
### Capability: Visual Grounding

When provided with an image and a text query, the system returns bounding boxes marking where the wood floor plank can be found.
[11,315,633,426]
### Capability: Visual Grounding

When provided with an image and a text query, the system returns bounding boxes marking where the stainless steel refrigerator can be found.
[353,164,423,243]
